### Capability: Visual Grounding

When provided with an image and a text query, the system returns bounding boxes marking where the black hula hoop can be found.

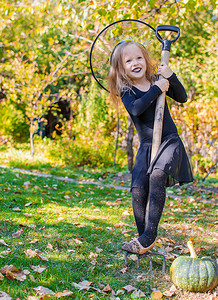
[89,19,156,92]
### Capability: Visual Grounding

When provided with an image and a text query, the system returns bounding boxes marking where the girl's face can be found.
[122,44,147,83]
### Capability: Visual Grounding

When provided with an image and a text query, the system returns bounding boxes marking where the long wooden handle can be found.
[150,50,170,163]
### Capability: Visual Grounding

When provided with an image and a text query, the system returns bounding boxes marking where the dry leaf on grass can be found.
[102,284,112,293]
[129,254,138,261]
[30,274,36,282]
[0,265,19,274]
[46,243,53,250]
[55,290,73,298]
[24,249,48,261]
[120,267,127,274]
[96,247,103,253]
[114,221,131,227]
[29,239,39,244]
[24,249,37,258]
[0,239,10,247]
[72,280,92,291]
[0,291,13,300]
[12,207,21,211]
[0,249,11,256]
[23,213,32,217]
[163,284,177,297]
[131,290,146,298]
[121,285,137,293]
[24,202,33,207]
[5,269,26,282]
[12,229,23,238]
[30,265,47,273]
[88,252,98,259]
[34,286,55,296]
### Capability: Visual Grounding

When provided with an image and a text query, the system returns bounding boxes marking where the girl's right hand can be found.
[155,78,169,92]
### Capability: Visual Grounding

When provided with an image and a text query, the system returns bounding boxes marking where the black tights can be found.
[131,168,168,248]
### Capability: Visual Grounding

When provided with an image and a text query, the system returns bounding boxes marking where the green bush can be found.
[48,133,127,168]
[0,103,29,142]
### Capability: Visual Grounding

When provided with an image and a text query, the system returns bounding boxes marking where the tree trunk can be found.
[30,122,35,157]
[127,115,134,173]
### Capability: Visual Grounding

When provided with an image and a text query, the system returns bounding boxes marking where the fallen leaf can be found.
[165,246,173,253]
[23,213,32,217]
[121,285,137,293]
[73,238,83,244]
[12,207,21,211]
[0,273,4,280]
[24,249,48,261]
[30,265,47,273]
[66,249,75,253]
[0,291,13,300]
[12,229,23,238]
[0,249,11,256]
[102,284,112,293]
[72,280,92,291]
[36,253,49,261]
[25,249,37,258]
[163,290,176,297]
[150,291,163,299]
[120,267,127,274]
[97,283,105,289]
[90,259,97,265]
[47,243,53,250]
[131,290,146,298]
[6,269,26,282]
[0,239,10,247]
[30,275,36,282]
[129,254,138,261]
[114,222,130,227]
[29,239,39,244]
[88,252,98,259]
[24,202,33,207]
[34,286,55,296]
[0,265,19,274]
[96,247,103,253]
[55,290,73,298]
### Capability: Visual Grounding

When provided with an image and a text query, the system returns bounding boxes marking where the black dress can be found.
[121,73,193,189]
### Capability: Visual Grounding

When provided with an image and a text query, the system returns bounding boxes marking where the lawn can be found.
[0,165,217,299]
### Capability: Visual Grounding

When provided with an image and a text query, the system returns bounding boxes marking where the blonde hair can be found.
[108,41,156,107]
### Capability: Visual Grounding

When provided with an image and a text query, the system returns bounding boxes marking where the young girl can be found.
[108,41,193,255]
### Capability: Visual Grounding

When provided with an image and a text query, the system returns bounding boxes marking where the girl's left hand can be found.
[157,62,173,79]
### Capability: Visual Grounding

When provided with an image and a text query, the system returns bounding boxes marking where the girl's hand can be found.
[157,62,173,78]
[155,78,169,92]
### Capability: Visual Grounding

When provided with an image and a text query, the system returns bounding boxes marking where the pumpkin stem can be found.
[187,241,198,258]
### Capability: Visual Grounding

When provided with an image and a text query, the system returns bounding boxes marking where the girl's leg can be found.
[138,168,167,247]
[132,186,149,236]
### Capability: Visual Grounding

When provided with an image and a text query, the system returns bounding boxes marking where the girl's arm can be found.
[166,73,188,103]
[121,85,162,117]
[157,62,187,103]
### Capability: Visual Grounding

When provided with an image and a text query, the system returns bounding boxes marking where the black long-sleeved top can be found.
[121,73,187,144]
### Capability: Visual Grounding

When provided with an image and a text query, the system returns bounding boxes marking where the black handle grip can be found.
[156,25,180,51]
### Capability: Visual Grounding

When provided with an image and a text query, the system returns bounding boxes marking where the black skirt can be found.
[131,133,193,190]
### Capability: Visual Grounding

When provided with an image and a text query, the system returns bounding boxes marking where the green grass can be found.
[0,165,217,299]
[0,140,128,185]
